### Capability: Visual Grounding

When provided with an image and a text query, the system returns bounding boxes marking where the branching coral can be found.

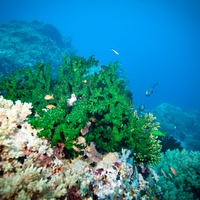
[154,149,200,199]
[0,96,33,173]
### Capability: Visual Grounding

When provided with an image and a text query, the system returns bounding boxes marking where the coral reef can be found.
[0,54,161,165]
[0,96,162,199]
[154,149,200,199]
[152,103,200,151]
[0,18,198,198]
[0,20,75,76]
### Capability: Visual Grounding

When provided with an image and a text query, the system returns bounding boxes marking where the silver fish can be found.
[111,48,119,55]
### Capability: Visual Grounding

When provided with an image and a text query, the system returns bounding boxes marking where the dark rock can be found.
[0,20,75,76]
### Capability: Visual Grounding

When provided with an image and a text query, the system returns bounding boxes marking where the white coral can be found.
[67,93,77,106]
[0,95,32,139]
[102,152,119,164]
[12,122,53,156]
[0,96,53,174]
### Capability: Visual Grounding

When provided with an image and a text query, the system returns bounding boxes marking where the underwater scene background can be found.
[0,0,200,199]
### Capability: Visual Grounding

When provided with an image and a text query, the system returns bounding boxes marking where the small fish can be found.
[145,83,158,97]
[161,168,168,179]
[138,103,145,112]
[91,117,97,122]
[72,145,81,152]
[170,166,177,176]
[153,196,158,200]
[46,104,56,109]
[152,130,166,137]
[168,173,173,179]
[111,48,119,55]
[44,94,54,100]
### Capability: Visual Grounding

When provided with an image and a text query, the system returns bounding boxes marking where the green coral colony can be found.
[0,54,161,165]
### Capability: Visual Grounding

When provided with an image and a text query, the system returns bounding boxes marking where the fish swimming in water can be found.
[152,130,166,137]
[138,103,145,112]
[46,104,56,109]
[170,166,177,176]
[111,48,119,55]
[145,83,158,97]
[44,94,54,100]
[161,169,168,179]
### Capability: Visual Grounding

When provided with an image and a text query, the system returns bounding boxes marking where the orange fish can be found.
[72,145,80,152]
[91,117,96,122]
[57,142,65,147]
[153,196,157,200]
[44,94,54,100]
[46,104,56,109]
[170,166,177,176]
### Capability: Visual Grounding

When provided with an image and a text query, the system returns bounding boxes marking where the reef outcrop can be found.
[0,20,75,76]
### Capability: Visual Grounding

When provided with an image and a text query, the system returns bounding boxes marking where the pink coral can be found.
[80,122,91,136]
[84,142,101,163]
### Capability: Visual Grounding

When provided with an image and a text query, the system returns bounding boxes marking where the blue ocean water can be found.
[0,0,199,111]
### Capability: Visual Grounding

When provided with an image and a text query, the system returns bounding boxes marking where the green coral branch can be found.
[0,54,161,164]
